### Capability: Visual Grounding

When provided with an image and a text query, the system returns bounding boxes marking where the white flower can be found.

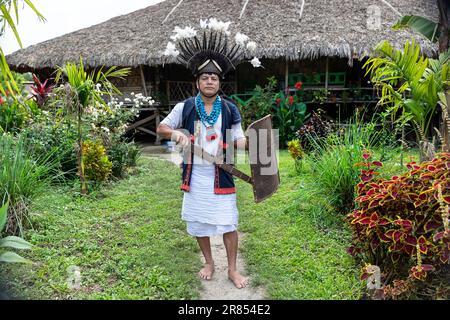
[170,26,197,41]
[200,19,208,29]
[246,41,257,52]
[235,32,249,46]
[207,18,231,35]
[163,42,180,57]
[101,126,110,133]
[250,57,262,68]
[207,18,218,29]
[124,98,131,102]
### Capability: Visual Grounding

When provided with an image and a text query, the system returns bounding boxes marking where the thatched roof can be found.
[6,0,439,71]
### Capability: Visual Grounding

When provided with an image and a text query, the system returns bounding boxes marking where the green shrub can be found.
[296,110,335,151]
[0,134,59,235]
[0,100,29,133]
[22,117,79,180]
[273,90,308,148]
[107,139,141,178]
[287,139,304,173]
[237,76,277,129]
[304,118,389,213]
[82,140,112,184]
[347,151,450,299]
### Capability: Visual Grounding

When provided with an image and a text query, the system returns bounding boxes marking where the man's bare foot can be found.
[228,270,249,289]
[198,263,215,280]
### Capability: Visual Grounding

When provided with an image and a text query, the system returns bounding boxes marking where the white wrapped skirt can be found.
[182,163,238,237]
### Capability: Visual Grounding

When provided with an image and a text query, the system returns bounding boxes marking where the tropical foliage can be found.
[393,0,449,53]
[55,56,130,194]
[364,39,450,158]
[273,84,308,147]
[0,0,44,97]
[347,151,450,299]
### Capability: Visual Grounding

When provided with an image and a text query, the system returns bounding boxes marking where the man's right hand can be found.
[172,130,190,147]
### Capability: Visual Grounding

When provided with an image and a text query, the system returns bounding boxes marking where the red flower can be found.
[294,81,303,90]
[288,95,294,106]
[275,98,281,106]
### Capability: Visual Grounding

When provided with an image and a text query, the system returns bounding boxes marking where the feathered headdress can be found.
[163,18,262,78]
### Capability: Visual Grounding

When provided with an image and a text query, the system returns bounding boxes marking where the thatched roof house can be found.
[7,0,439,71]
[6,0,439,142]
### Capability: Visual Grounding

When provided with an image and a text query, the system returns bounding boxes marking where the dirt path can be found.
[141,143,266,300]
[198,234,266,300]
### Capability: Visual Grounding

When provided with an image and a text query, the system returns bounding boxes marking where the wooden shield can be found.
[246,115,280,203]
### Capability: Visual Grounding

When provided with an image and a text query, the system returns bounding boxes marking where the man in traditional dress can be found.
[157,19,260,289]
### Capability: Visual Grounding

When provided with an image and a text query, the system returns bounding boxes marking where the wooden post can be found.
[155,66,160,90]
[139,65,148,96]
[325,57,329,90]
[285,58,289,94]
[166,81,170,106]
[155,109,161,145]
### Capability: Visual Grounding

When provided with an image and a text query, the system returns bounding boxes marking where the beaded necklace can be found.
[195,94,221,141]
[195,93,221,126]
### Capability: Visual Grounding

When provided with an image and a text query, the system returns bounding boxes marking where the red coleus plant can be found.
[30,74,55,107]
[347,150,450,298]
[294,81,303,90]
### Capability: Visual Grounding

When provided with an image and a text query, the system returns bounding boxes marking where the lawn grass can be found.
[0,156,202,299]
[1,148,414,300]
[236,150,362,299]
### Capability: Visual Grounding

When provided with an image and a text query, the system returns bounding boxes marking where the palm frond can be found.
[393,15,440,43]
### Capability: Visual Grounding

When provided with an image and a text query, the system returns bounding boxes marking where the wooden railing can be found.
[230,87,379,108]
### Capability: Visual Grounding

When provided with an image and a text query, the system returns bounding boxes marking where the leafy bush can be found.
[304,118,389,213]
[0,200,32,264]
[347,151,450,299]
[312,88,330,104]
[0,134,59,235]
[0,99,29,133]
[237,76,277,129]
[22,116,78,180]
[82,140,112,184]
[235,78,308,147]
[273,88,308,147]
[297,110,335,151]
[287,139,304,173]
[107,138,141,178]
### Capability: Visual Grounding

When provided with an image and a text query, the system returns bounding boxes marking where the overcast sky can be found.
[1,0,165,55]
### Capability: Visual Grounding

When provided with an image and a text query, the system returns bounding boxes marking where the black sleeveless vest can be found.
[180,96,241,194]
